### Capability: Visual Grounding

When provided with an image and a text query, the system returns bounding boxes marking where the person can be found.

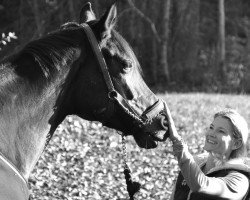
[162,104,250,200]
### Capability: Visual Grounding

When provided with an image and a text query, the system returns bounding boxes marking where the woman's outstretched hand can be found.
[162,102,182,141]
[162,102,186,158]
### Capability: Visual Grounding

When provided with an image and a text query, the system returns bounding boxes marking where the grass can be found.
[29,93,250,200]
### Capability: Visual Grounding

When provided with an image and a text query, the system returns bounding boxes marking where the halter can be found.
[82,23,167,199]
[81,23,165,130]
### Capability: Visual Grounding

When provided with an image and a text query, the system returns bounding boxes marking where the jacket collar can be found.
[194,152,250,176]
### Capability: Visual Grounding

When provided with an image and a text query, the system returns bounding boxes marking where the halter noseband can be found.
[81,23,165,130]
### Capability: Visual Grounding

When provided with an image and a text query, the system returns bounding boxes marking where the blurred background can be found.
[1,1,250,200]
[1,0,250,93]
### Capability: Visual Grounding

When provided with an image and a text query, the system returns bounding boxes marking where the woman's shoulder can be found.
[225,157,250,174]
[208,157,250,176]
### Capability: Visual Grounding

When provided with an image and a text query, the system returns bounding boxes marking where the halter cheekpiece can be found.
[81,23,165,130]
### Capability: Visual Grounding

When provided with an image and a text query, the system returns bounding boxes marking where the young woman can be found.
[163,104,250,200]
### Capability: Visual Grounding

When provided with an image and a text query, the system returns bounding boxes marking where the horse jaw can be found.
[133,133,158,149]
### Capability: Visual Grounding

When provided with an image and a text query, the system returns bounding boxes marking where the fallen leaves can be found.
[29,93,250,200]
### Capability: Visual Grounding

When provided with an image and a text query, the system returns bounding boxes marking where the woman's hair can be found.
[214,109,249,159]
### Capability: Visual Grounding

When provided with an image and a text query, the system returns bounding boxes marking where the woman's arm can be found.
[163,103,249,199]
[177,145,249,199]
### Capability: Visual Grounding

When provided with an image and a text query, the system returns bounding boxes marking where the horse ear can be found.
[98,3,117,39]
[79,2,96,23]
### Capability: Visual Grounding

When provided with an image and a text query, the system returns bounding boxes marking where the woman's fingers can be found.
[162,101,181,140]
[163,102,174,124]
[163,102,171,118]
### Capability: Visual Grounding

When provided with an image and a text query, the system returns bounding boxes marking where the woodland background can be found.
[1,0,250,93]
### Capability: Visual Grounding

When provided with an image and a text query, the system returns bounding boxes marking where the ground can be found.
[29,93,250,200]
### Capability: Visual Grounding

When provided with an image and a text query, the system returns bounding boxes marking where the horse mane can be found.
[0,26,82,87]
[24,37,76,77]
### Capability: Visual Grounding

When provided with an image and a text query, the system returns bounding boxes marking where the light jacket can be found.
[170,152,250,200]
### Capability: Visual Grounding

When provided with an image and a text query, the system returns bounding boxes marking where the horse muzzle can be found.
[131,99,169,149]
[141,99,169,141]
[95,93,169,149]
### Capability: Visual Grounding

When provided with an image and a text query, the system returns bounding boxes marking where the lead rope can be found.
[121,133,141,200]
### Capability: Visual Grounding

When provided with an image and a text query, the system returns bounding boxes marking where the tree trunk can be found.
[58,1,65,25]
[92,1,100,18]
[186,0,200,86]
[171,0,200,86]
[218,0,226,79]
[32,0,44,38]
[68,0,76,21]
[18,0,25,42]
[149,0,158,85]
[158,0,171,83]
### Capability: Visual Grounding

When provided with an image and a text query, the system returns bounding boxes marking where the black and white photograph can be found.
[0,0,249,200]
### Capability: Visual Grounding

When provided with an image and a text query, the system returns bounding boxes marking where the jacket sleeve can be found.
[173,140,249,200]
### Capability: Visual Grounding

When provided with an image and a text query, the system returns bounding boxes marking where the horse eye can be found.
[126,60,133,68]
[122,60,133,73]
[123,60,133,69]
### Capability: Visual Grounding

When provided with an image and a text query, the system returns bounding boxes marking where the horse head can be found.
[62,2,168,149]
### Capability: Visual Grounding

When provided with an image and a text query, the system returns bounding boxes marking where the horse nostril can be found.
[126,90,134,100]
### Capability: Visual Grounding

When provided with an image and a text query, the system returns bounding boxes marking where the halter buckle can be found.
[108,90,118,100]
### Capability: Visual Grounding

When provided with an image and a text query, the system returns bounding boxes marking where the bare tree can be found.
[68,0,76,21]
[30,0,44,38]
[149,0,158,85]
[171,0,200,85]
[120,0,161,42]
[158,0,171,83]
[218,0,226,78]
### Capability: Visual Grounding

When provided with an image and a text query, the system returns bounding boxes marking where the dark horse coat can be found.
[0,2,168,200]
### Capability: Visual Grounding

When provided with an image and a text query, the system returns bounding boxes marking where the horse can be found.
[0,2,168,199]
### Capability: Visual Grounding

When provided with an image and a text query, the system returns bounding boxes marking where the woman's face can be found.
[204,116,236,158]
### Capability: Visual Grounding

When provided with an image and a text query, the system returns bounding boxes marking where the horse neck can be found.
[0,63,74,180]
